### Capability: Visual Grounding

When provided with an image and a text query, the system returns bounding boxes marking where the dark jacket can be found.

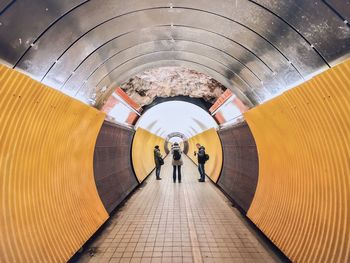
[197,146,206,164]
[154,148,162,167]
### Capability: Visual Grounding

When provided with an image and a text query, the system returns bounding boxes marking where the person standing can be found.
[171,142,183,183]
[154,145,163,180]
[194,143,208,182]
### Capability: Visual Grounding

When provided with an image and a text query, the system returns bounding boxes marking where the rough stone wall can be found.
[121,67,226,106]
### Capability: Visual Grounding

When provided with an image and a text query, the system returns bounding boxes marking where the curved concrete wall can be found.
[0,65,108,262]
[217,122,259,213]
[245,60,350,262]
[187,128,223,183]
[131,128,165,182]
[93,121,138,214]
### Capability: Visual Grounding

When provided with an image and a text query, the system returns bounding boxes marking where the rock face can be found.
[121,67,227,106]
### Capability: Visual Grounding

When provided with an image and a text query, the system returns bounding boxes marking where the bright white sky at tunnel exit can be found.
[135,101,218,139]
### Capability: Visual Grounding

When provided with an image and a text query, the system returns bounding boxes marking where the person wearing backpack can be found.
[154,145,163,180]
[194,143,209,182]
[171,142,183,183]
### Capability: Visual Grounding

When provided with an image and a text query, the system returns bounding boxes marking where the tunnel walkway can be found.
[77,156,277,263]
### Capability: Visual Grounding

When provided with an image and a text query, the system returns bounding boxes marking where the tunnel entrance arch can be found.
[131,100,220,183]
[164,132,189,154]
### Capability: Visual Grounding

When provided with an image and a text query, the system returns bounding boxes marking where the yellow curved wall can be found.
[245,60,350,262]
[187,128,223,182]
[132,128,165,182]
[0,65,108,263]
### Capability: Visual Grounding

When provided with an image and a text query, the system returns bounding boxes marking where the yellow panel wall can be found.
[245,60,350,262]
[187,128,223,182]
[0,65,109,262]
[132,128,165,182]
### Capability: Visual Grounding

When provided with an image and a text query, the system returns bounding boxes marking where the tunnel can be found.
[0,1,349,263]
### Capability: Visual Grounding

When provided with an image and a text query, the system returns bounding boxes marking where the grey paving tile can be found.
[78,157,278,263]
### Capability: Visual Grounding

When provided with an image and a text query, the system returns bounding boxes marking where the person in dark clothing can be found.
[171,142,183,183]
[154,145,163,180]
[194,143,207,182]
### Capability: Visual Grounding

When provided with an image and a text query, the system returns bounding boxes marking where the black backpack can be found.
[173,149,181,160]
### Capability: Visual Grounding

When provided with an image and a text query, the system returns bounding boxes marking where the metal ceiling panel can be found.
[48,26,269,90]
[64,40,264,95]
[324,0,350,24]
[0,0,86,65]
[81,50,256,104]
[58,26,280,95]
[255,0,350,65]
[17,8,301,80]
[0,1,14,14]
[0,0,349,108]
[89,47,253,92]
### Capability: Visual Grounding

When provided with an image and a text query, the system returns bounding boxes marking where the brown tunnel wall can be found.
[93,121,139,214]
[217,122,259,213]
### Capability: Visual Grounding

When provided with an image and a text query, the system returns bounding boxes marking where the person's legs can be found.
[178,166,181,182]
[198,163,205,182]
[198,164,202,181]
[201,164,205,181]
[156,166,161,179]
[173,165,176,182]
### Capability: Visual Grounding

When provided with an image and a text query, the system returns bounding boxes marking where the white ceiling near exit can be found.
[135,101,218,138]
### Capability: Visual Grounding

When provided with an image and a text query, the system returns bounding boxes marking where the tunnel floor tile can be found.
[77,156,278,263]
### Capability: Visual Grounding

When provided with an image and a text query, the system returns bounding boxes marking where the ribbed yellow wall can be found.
[132,128,165,182]
[187,128,223,182]
[246,60,350,262]
[0,65,109,263]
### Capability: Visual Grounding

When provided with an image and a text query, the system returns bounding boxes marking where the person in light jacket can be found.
[171,142,183,183]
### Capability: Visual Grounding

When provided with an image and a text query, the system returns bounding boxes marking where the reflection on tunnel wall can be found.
[1,1,349,108]
[245,60,350,262]
[0,65,108,262]
[132,128,165,182]
[187,128,223,183]
[217,122,258,213]
[94,121,138,214]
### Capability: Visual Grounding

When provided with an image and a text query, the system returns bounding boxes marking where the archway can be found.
[164,132,189,154]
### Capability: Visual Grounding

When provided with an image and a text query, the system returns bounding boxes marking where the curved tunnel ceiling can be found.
[135,101,218,138]
[0,0,349,108]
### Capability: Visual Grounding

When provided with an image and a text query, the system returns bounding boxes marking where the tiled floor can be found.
[77,156,278,263]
